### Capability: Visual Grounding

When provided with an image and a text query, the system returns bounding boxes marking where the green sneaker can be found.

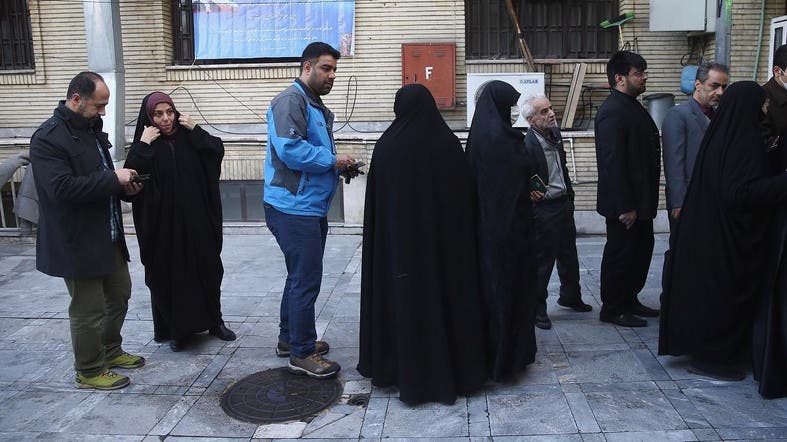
[75,369,130,390]
[107,352,146,369]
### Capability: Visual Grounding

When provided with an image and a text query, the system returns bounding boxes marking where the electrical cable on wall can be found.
[125,69,376,136]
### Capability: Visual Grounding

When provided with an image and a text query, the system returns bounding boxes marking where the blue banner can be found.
[193,0,355,60]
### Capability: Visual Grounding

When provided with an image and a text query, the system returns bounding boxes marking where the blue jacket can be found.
[264,80,338,217]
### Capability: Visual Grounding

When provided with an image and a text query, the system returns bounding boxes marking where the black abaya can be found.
[124,93,225,341]
[753,207,787,398]
[357,84,487,405]
[466,80,538,382]
[660,82,787,366]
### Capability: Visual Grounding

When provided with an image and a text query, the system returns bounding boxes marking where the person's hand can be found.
[141,126,160,145]
[530,190,545,202]
[179,113,196,131]
[115,168,137,186]
[124,182,143,196]
[670,207,681,219]
[618,210,637,230]
[335,153,356,170]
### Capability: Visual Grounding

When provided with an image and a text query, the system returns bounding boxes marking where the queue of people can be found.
[27,42,786,403]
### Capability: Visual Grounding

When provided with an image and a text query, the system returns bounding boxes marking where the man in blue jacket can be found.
[264,42,355,379]
[662,62,728,231]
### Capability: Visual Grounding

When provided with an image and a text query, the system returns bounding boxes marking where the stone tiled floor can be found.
[0,232,786,441]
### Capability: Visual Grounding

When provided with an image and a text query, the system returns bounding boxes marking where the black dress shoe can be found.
[535,312,552,330]
[557,297,593,312]
[600,312,647,327]
[629,302,660,318]
[688,359,745,381]
[209,323,237,341]
[170,339,185,352]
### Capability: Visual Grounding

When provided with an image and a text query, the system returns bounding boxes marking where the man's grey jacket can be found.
[661,98,710,210]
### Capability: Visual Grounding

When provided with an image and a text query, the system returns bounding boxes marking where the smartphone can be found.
[131,173,151,183]
[529,174,547,193]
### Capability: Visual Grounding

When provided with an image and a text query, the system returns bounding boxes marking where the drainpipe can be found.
[82,0,125,161]
[715,0,732,67]
[753,0,767,80]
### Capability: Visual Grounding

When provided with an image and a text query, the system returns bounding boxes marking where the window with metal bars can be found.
[0,0,34,70]
[170,0,312,65]
[466,0,619,60]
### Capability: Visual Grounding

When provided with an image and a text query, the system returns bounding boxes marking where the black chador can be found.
[125,92,230,346]
[358,84,487,405]
[466,81,538,382]
[660,82,787,379]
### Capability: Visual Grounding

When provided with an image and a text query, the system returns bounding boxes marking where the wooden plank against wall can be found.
[561,63,587,129]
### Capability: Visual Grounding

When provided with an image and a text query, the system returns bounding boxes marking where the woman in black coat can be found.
[659,81,787,381]
[358,84,487,405]
[466,81,538,382]
[125,92,235,351]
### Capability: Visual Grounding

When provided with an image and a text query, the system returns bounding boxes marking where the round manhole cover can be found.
[220,367,343,424]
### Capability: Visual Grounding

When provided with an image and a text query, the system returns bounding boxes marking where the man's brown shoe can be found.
[276,340,329,357]
[288,353,341,379]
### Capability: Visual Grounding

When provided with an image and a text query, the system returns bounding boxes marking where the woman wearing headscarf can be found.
[659,81,787,382]
[124,92,235,351]
[357,84,487,405]
[466,80,538,382]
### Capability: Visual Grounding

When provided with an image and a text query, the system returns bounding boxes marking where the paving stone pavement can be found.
[1,232,786,441]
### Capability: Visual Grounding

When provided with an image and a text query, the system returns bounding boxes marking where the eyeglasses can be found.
[627,70,648,78]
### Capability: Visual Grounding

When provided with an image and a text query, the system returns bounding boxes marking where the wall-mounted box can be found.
[649,0,716,33]
[402,43,456,109]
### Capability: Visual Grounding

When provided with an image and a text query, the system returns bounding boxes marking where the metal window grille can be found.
[170,0,299,65]
[172,0,195,65]
[466,0,619,60]
[0,167,24,229]
[0,0,34,70]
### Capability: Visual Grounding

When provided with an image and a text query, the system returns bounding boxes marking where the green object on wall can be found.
[600,11,635,28]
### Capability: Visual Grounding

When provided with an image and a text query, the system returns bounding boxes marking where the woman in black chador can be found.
[466,80,538,382]
[755,198,787,398]
[659,81,787,382]
[125,92,235,351]
[357,84,487,405]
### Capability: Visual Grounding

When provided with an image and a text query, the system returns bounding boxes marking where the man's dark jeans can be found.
[264,204,328,358]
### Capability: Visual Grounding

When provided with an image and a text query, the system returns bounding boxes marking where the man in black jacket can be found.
[523,95,592,330]
[30,71,145,390]
[594,51,661,327]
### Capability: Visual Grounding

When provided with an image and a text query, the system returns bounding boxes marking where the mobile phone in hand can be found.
[131,173,151,183]
[529,174,547,193]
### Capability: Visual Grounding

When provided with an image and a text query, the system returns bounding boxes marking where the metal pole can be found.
[82,0,126,161]
[715,0,732,67]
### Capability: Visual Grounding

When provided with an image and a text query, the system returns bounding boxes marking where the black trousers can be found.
[600,218,654,317]
[533,198,582,312]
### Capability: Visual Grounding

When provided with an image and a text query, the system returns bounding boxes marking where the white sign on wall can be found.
[466,72,545,128]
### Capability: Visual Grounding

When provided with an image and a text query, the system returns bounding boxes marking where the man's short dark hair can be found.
[696,61,729,83]
[606,51,647,87]
[774,44,787,70]
[66,71,105,101]
[300,42,340,71]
